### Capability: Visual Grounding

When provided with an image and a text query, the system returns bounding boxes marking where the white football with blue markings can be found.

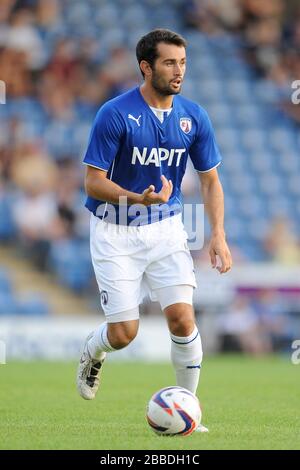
[146,386,201,436]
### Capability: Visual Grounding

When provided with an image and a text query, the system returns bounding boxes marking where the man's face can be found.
[150,43,186,96]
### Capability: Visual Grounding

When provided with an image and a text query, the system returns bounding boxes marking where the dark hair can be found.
[136,29,187,78]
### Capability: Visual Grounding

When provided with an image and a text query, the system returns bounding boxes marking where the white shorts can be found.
[90,213,197,320]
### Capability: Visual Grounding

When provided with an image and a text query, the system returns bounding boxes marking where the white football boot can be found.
[76,332,106,400]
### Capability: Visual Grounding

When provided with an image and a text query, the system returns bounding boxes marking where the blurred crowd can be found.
[0,0,139,283]
[184,0,300,121]
[217,289,298,355]
[0,0,299,290]
[0,0,299,353]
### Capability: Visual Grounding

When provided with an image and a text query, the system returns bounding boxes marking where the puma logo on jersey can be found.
[128,114,141,126]
[131,147,186,167]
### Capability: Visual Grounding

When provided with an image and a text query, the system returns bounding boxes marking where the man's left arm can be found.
[199,168,232,274]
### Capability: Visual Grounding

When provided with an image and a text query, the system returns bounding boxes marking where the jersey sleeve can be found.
[83,103,124,171]
[189,107,222,172]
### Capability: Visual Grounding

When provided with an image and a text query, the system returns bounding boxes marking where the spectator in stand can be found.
[218,296,272,355]
[252,289,294,353]
[183,0,300,120]
[263,217,300,266]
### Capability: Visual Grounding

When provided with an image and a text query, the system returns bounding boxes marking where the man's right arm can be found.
[85,166,173,206]
[85,166,143,205]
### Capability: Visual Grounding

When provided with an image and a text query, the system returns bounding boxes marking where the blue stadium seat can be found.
[18,294,50,316]
[0,270,13,294]
[0,292,21,315]
[49,240,93,291]
[0,196,16,240]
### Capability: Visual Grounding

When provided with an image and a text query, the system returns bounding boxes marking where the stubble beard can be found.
[151,71,182,97]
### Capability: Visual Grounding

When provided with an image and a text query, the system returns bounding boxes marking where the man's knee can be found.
[165,303,195,337]
[107,320,139,350]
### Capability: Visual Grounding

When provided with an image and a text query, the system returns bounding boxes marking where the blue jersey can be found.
[83,86,221,225]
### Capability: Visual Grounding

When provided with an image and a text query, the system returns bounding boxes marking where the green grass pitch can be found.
[0,356,299,450]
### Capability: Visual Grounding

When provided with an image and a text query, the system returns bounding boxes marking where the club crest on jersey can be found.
[180,117,192,134]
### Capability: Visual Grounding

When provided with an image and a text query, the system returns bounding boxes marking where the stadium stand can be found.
[0,0,299,317]
[0,267,50,315]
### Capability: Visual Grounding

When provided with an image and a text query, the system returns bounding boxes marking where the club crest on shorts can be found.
[100,290,108,306]
[180,117,192,134]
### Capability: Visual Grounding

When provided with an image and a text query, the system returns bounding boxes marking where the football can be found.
[146,386,201,436]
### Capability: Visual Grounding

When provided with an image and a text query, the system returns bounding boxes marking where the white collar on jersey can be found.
[149,105,172,123]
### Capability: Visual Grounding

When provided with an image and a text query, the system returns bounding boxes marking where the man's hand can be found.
[209,234,232,274]
[141,175,173,206]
